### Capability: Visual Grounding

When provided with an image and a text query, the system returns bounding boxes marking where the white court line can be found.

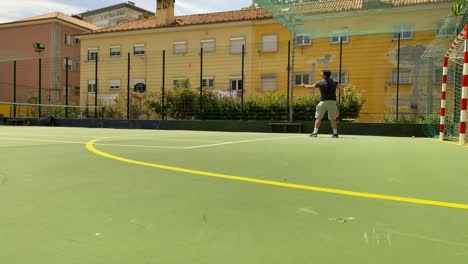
[0,137,185,149]
[0,131,223,143]
[0,132,223,143]
[184,135,304,149]
[1,135,304,149]
[0,137,85,145]
[0,133,138,139]
[94,143,184,149]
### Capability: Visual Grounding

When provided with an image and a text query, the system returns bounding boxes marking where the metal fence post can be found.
[200,48,203,116]
[287,40,291,121]
[65,57,69,118]
[13,61,16,118]
[289,34,296,122]
[38,57,42,117]
[162,50,166,120]
[94,53,98,119]
[396,33,401,122]
[241,45,245,117]
[127,53,131,120]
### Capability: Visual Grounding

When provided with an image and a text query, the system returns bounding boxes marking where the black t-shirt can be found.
[315,78,338,101]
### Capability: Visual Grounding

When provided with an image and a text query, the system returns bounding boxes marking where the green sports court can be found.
[0,126,467,263]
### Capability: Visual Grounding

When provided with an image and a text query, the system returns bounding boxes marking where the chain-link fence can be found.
[0,34,459,122]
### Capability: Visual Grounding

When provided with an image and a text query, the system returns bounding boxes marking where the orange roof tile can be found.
[85,0,452,35]
[286,0,364,14]
[380,0,453,6]
[90,8,272,34]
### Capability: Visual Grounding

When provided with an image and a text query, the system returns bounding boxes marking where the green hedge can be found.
[104,84,365,121]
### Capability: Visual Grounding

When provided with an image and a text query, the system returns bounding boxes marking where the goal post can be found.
[440,23,468,145]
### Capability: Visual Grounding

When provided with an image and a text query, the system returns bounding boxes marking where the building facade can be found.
[77,1,154,28]
[77,0,454,122]
[0,12,99,114]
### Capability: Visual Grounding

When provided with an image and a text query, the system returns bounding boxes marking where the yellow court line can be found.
[86,137,468,210]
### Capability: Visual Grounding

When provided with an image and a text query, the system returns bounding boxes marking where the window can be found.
[173,41,187,54]
[87,48,98,61]
[261,34,278,52]
[110,46,121,57]
[393,25,413,40]
[202,77,214,89]
[109,79,121,89]
[65,34,72,45]
[330,72,348,84]
[230,37,245,54]
[74,86,80,96]
[295,34,311,46]
[75,62,80,70]
[229,76,243,91]
[133,44,145,55]
[201,39,215,52]
[331,35,349,44]
[260,74,277,91]
[173,78,187,88]
[295,73,310,86]
[63,59,73,71]
[392,69,412,84]
[75,38,80,45]
[87,80,96,93]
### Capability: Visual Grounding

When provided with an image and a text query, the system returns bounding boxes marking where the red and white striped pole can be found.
[440,27,466,141]
[460,24,468,145]
[440,56,448,140]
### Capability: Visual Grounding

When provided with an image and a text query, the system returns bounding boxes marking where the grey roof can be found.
[78,2,154,17]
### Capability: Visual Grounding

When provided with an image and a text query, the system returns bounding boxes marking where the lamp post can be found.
[33,43,45,117]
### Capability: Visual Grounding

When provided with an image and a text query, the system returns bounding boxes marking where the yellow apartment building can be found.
[77,0,455,122]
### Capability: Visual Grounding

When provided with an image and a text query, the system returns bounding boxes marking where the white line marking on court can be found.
[0,132,224,143]
[94,143,184,149]
[1,135,303,149]
[387,231,393,247]
[184,135,304,149]
[0,132,147,138]
[0,137,185,149]
[296,208,319,215]
[149,138,223,143]
[390,230,468,247]
[0,133,98,138]
[0,137,85,144]
[363,232,369,245]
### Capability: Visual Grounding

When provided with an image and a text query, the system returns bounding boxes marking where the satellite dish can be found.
[134,83,146,93]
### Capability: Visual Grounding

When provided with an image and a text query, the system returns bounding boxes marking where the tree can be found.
[137,13,153,20]
[242,1,258,10]
[452,0,467,15]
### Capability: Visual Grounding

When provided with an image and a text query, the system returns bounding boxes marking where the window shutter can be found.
[261,74,277,91]
[262,35,277,52]
[230,38,245,54]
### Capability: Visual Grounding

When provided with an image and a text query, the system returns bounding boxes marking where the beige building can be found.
[77,1,154,28]
[77,0,454,122]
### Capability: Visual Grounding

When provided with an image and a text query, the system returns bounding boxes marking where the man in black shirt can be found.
[302,70,345,138]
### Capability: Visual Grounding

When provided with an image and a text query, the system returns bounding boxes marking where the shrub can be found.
[339,84,366,119]
[293,95,320,121]
[245,92,288,120]
[101,83,365,121]
[104,90,161,120]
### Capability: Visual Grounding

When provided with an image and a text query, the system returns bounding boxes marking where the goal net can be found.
[439,24,468,145]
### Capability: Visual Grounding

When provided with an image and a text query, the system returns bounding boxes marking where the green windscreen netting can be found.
[253,0,456,37]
